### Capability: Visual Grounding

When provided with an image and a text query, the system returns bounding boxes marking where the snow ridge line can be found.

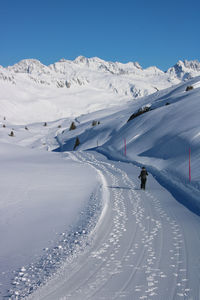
[69,152,110,238]
[90,168,110,236]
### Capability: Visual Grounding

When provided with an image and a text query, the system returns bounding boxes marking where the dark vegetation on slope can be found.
[127,106,151,122]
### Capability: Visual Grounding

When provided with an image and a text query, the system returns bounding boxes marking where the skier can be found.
[138,167,148,190]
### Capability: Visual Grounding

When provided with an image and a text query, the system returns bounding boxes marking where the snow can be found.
[56,76,200,210]
[0,57,200,299]
[0,143,102,298]
[167,59,200,80]
[2,56,200,124]
[25,152,200,300]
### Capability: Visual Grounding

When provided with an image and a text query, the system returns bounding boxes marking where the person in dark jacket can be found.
[138,167,148,190]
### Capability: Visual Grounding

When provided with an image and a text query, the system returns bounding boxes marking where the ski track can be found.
[76,152,189,300]
[25,150,199,300]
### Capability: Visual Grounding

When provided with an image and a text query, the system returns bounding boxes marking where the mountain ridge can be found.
[3,56,200,75]
[1,56,200,124]
[1,56,200,92]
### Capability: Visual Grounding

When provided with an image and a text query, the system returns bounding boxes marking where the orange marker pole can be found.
[189,148,191,182]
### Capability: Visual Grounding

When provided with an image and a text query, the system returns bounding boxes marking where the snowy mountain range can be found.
[1,57,200,124]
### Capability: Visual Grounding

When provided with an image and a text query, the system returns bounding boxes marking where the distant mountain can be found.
[167,59,200,80]
[1,57,200,97]
[0,56,200,124]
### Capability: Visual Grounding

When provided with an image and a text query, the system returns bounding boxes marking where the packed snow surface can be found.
[0,59,200,299]
[27,152,200,300]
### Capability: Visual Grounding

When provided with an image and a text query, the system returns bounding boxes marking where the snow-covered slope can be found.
[1,57,200,124]
[2,74,199,213]
[54,76,200,214]
[1,72,200,299]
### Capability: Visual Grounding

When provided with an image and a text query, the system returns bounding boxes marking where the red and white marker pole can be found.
[124,138,126,156]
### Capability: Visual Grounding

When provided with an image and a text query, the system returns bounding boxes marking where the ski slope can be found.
[27,151,200,300]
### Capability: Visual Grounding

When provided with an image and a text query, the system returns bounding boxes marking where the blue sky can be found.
[0,0,200,70]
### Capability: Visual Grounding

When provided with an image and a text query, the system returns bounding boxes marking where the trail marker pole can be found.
[189,148,191,182]
[124,138,126,156]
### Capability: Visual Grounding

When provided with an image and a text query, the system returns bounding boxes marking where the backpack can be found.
[140,169,148,179]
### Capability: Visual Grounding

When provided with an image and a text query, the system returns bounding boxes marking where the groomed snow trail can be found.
[28,151,200,300]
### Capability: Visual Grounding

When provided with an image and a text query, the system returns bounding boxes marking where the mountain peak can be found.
[167,59,200,80]
[1,56,200,102]
[74,56,89,64]
[7,59,49,74]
